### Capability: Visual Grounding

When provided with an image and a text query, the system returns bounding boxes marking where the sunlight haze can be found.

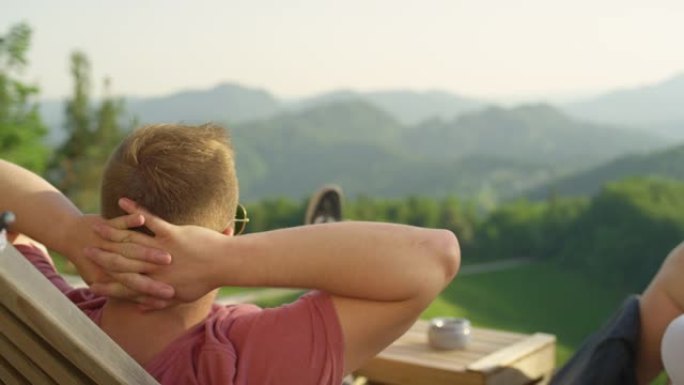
[3,0,684,100]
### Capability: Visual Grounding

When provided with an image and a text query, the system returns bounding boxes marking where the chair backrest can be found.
[0,238,159,385]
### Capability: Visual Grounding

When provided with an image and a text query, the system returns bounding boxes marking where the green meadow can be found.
[420,261,628,365]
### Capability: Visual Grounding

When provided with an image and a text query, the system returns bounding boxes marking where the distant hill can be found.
[232,101,555,200]
[289,89,485,125]
[402,104,664,170]
[236,99,404,147]
[564,73,684,137]
[230,101,665,201]
[39,82,282,145]
[38,99,67,145]
[231,100,406,198]
[37,82,671,201]
[127,83,280,124]
[40,83,484,146]
[527,143,684,199]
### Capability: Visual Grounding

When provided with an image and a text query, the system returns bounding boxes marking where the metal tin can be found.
[428,317,471,350]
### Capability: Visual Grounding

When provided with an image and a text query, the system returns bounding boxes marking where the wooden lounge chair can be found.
[0,234,159,385]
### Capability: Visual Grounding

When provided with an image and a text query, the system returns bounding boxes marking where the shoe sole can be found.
[304,184,344,225]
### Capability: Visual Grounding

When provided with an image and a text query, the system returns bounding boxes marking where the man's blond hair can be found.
[101,123,238,232]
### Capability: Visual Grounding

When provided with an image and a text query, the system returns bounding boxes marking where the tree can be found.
[61,51,92,161]
[471,200,547,261]
[439,196,477,245]
[558,177,684,291]
[51,51,127,211]
[93,77,125,150]
[0,23,48,172]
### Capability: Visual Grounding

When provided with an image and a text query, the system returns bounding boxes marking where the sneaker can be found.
[304,185,344,225]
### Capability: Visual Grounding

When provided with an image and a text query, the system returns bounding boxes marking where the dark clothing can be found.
[551,295,641,385]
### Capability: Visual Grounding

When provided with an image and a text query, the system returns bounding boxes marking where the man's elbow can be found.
[419,229,460,292]
[434,229,461,284]
[408,229,460,308]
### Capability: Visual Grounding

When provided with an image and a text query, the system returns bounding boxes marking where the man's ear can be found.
[221,226,234,236]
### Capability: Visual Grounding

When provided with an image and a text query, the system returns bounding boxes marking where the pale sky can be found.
[3,0,684,101]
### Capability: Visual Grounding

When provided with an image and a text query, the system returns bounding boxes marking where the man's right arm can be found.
[214,221,460,373]
[89,198,461,374]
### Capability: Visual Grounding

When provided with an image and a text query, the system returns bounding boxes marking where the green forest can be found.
[243,177,684,294]
[4,22,684,371]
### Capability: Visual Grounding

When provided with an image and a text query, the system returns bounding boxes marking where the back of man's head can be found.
[101,123,238,232]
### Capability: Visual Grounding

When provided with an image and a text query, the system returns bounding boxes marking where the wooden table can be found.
[355,320,556,385]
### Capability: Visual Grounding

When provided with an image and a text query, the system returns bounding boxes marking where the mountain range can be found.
[527,143,684,200]
[39,83,486,145]
[41,71,684,142]
[228,101,664,201]
[564,73,684,137]
[37,71,684,201]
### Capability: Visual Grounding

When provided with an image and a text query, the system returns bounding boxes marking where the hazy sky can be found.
[3,0,684,100]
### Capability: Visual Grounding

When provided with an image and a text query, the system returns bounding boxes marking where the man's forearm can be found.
[211,222,460,302]
[0,160,80,258]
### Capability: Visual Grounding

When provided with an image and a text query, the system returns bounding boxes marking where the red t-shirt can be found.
[15,244,345,385]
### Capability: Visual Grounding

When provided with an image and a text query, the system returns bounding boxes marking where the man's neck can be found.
[100,290,218,365]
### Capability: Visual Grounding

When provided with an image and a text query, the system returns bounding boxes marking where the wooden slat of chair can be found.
[0,353,30,385]
[0,333,57,385]
[0,243,159,385]
[0,305,91,384]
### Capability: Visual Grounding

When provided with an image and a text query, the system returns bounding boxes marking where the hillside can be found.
[288,89,485,125]
[39,82,281,146]
[402,104,663,169]
[564,73,684,137]
[231,101,665,201]
[38,83,670,201]
[527,143,684,199]
[127,83,281,125]
[40,83,484,145]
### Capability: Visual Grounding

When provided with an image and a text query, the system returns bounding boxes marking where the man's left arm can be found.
[0,159,85,260]
[0,160,174,304]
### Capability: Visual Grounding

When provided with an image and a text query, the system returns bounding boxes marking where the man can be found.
[0,122,460,384]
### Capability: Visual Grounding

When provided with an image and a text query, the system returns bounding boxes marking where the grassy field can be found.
[420,261,630,365]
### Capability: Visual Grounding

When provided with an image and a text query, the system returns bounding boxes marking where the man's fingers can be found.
[118,197,143,214]
[92,223,157,248]
[84,247,160,273]
[119,198,173,236]
[102,242,171,265]
[112,272,175,299]
[136,297,172,311]
[91,223,171,264]
[90,282,136,299]
[90,283,173,309]
[106,213,145,230]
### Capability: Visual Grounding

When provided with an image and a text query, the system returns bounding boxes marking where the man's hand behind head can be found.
[71,213,176,309]
[87,198,225,306]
